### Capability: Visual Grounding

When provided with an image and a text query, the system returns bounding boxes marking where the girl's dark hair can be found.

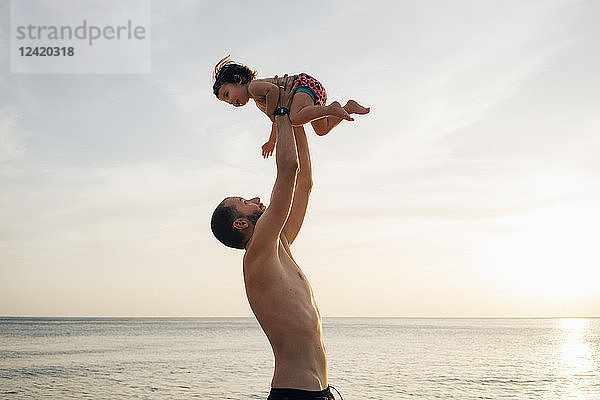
[212,55,257,98]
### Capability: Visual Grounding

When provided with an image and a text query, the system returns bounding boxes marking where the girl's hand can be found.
[261,140,275,158]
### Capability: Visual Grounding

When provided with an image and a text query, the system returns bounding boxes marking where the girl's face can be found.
[218,83,249,107]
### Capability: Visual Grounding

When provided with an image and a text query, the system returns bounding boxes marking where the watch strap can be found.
[274,107,290,116]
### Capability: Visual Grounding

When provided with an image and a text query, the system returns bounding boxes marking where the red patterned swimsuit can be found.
[294,73,327,106]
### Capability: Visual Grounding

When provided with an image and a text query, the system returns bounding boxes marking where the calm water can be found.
[1,318,599,399]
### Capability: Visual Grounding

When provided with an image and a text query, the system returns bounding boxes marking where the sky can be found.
[1,0,599,317]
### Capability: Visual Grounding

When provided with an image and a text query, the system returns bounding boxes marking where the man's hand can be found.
[274,74,298,109]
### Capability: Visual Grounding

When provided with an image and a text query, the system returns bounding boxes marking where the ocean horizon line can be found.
[2,315,599,319]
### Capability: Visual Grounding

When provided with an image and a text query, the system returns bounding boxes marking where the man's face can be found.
[227,196,266,222]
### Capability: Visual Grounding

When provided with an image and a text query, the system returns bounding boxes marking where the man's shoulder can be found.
[243,236,287,286]
[244,236,276,261]
[244,233,288,264]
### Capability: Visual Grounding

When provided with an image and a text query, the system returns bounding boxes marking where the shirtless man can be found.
[210,76,337,400]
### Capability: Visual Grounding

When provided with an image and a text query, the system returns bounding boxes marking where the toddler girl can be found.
[212,56,370,158]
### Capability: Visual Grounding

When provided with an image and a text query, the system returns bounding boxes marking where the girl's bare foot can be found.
[344,99,370,115]
[328,101,354,121]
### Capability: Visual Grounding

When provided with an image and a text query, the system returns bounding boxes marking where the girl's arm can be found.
[249,80,279,121]
[266,122,276,143]
[261,122,277,158]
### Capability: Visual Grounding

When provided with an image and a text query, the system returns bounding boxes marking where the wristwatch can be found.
[273,107,290,116]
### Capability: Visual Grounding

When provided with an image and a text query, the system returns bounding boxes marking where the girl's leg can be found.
[311,116,342,136]
[311,100,371,136]
[290,92,353,127]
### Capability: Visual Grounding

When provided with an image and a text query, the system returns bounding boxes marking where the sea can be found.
[1,317,599,399]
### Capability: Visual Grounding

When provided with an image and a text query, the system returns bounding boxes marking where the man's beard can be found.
[247,209,264,225]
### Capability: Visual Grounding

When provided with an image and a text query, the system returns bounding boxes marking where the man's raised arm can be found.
[282,125,312,244]
[249,76,300,248]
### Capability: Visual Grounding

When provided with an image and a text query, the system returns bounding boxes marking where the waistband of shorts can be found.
[269,386,332,398]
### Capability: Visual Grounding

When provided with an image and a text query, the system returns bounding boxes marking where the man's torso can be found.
[243,235,327,391]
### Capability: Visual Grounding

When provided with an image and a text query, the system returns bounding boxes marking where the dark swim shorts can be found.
[267,386,336,400]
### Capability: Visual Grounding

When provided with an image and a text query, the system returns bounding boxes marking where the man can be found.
[211,76,337,400]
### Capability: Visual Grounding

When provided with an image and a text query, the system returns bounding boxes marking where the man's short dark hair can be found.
[211,199,245,249]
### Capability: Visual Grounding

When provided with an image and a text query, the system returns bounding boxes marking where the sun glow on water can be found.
[555,319,597,399]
